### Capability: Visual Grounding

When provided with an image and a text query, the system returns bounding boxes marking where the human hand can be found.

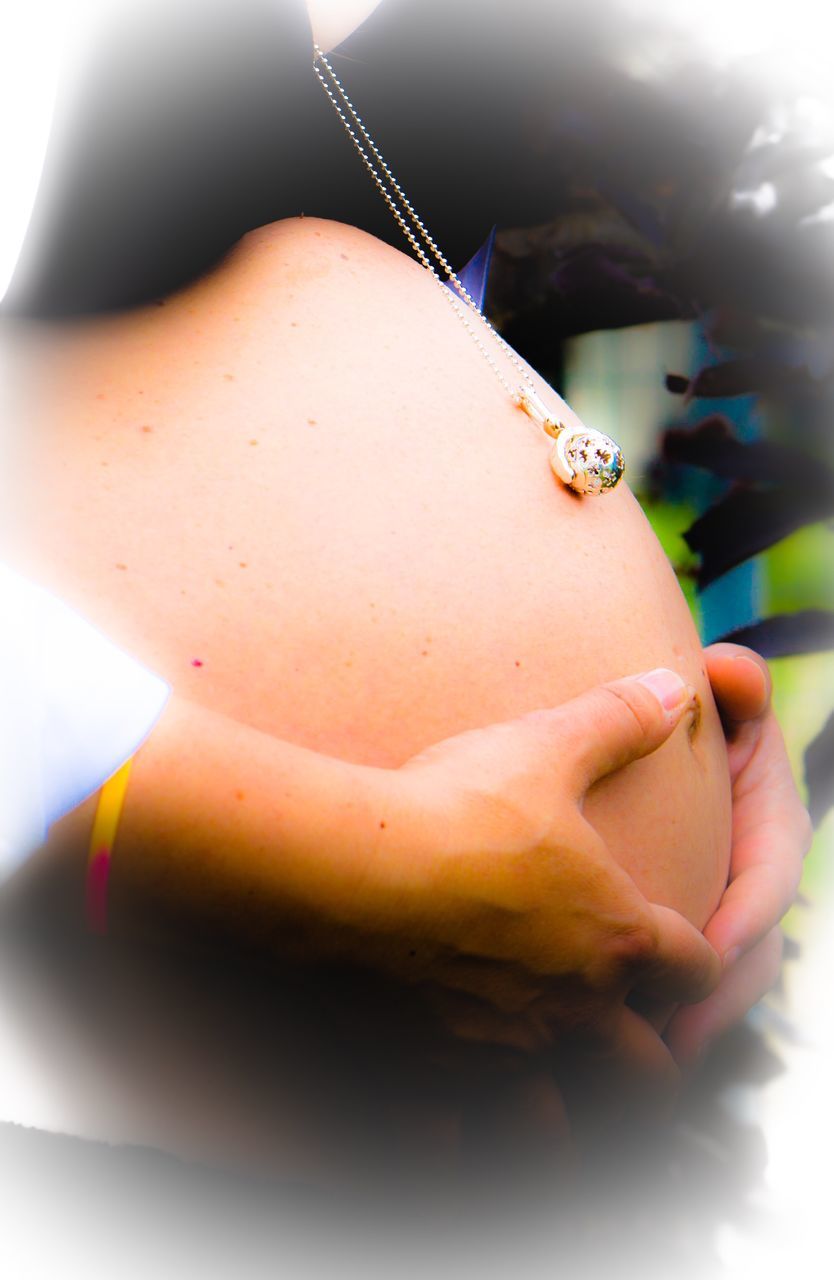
[664,644,814,1068]
[382,668,720,1084]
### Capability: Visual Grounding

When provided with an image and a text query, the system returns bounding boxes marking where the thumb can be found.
[554,668,697,797]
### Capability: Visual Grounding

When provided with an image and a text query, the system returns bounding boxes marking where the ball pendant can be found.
[550,430,625,495]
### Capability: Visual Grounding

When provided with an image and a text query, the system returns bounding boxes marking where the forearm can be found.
[53,695,428,965]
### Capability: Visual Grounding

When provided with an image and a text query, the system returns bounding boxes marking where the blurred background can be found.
[1,0,832,1276]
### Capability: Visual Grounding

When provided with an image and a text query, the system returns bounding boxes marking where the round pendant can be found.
[550,429,625,495]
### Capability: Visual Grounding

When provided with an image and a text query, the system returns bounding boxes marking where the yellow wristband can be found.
[86,756,133,935]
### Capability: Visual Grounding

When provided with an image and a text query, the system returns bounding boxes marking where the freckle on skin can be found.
[515,660,522,668]
[224,373,236,382]
[140,424,153,434]
[340,253,349,260]
[379,821,386,830]
[235,789,246,802]
[115,562,127,570]
[239,561,248,568]
[307,418,317,425]
[249,439,258,446]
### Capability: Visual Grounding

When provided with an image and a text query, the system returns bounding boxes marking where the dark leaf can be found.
[594,177,667,249]
[805,713,834,828]
[713,611,834,658]
[663,417,834,491]
[699,322,834,381]
[682,358,809,400]
[684,485,834,588]
[493,242,694,345]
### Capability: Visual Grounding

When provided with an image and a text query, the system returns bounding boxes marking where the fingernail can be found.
[723,946,742,970]
[636,668,692,714]
[730,654,761,670]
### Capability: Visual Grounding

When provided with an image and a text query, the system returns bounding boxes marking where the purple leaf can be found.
[495,244,693,341]
[714,611,834,658]
[689,359,793,399]
[666,357,825,401]
[684,485,834,588]
[663,417,834,489]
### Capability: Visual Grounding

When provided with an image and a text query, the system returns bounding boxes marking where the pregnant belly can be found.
[18,216,731,930]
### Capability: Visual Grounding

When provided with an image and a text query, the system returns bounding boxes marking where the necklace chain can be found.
[311,44,626,495]
[312,44,533,404]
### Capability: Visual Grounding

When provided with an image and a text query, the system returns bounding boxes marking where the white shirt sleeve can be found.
[0,564,170,881]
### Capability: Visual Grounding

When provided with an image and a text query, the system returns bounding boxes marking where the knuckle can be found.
[599,685,655,742]
[598,919,657,982]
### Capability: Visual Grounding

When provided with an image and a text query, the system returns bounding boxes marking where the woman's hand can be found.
[664,644,814,1067]
[384,668,720,1073]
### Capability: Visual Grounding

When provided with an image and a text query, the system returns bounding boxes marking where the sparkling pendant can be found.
[517,386,625,495]
[550,430,625,495]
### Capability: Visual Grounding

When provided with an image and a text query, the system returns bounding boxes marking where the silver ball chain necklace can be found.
[312,44,625,496]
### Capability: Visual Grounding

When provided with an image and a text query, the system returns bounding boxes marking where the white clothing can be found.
[0,564,170,880]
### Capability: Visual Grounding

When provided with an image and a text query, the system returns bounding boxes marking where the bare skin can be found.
[0,0,808,1186]
[16,217,732,926]
[2,216,739,1175]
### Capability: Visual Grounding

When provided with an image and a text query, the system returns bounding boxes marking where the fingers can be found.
[559,1004,682,1133]
[550,668,698,797]
[464,1068,574,1175]
[708,715,813,961]
[634,902,722,1005]
[664,927,784,1070]
[702,838,806,963]
[704,643,771,726]
[605,1004,681,1106]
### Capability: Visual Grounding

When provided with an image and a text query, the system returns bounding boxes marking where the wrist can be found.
[307,759,443,946]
